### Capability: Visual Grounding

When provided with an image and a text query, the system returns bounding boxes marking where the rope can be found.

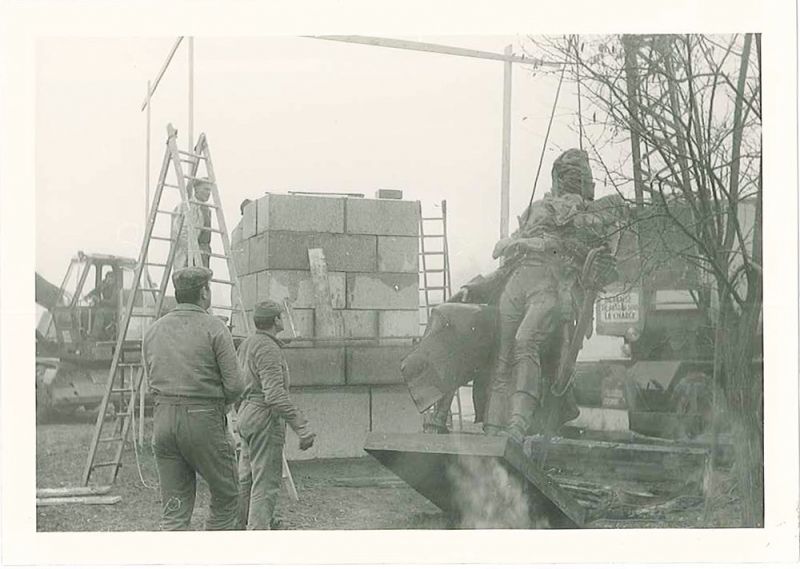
[521,56,569,228]
[574,35,585,151]
[130,392,158,490]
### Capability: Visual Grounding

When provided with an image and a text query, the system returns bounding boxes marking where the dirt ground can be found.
[37,418,449,532]
[36,417,740,532]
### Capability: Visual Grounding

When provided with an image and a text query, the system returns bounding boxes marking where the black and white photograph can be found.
[1,0,798,565]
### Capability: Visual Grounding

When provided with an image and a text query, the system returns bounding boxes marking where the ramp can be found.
[364,433,586,528]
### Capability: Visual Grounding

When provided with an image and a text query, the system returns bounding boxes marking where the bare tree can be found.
[526,34,762,526]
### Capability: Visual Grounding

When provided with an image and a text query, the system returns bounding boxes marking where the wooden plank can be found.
[500,44,512,238]
[282,455,299,501]
[37,495,122,507]
[141,37,184,110]
[37,486,112,498]
[307,248,344,337]
[307,35,550,65]
[525,435,709,483]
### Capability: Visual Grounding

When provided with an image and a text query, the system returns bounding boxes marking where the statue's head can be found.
[551,148,595,200]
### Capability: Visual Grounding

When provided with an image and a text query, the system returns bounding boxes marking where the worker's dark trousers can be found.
[237,400,285,530]
[152,398,240,530]
[486,264,561,433]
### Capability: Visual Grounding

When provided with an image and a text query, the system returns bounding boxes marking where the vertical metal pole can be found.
[500,45,512,239]
[622,35,644,208]
[139,80,151,447]
[188,37,194,149]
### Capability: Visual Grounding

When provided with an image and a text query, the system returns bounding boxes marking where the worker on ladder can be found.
[459,149,624,441]
[172,178,213,269]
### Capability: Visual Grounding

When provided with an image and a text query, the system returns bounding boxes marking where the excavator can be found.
[35,251,173,420]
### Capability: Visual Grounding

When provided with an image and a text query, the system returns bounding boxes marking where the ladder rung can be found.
[424,269,446,274]
[422,234,445,238]
[92,461,122,469]
[211,305,242,311]
[208,252,230,260]
[188,200,220,209]
[99,436,125,443]
[197,226,224,234]
[184,175,210,182]
[421,217,444,221]
[210,279,235,285]
[419,251,445,256]
[117,363,141,367]
[178,150,206,160]
[139,287,161,292]
[420,286,446,291]
[144,262,168,267]
[156,208,179,216]
[163,183,181,189]
[151,236,175,242]
[111,387,133,393]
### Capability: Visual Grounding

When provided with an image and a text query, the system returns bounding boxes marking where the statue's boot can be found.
[423,394,453,434]
[482,390,508,436]
[504,358,542,443]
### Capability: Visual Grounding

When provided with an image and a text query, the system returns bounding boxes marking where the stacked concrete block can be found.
[371,385,424,434]
[230,193,424,459]
[284,387,371,460]
[232,193,420,340]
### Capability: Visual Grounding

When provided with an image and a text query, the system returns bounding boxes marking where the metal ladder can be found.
[417,200,463,431]
[81,123,250,485]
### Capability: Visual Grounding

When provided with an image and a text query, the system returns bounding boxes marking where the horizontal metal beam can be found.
[306,35,559,66]
[141,37,184,111]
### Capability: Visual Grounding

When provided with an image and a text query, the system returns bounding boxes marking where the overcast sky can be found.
[35,35,603,282]
[36,34,625,355]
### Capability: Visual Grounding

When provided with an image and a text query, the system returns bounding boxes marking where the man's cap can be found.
[172,266,213,291]
[254,299,283,319]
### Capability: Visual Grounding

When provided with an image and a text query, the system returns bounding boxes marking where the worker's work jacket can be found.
[236,331,311,438]
[143,303,243,404]
[171,202,212,247]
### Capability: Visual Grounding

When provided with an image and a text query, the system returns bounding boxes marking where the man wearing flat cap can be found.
[236,299,316,530]
[142,266,244,530]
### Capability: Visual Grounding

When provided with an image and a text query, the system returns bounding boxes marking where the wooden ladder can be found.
[81,124,250,485]
[417,200,463,431]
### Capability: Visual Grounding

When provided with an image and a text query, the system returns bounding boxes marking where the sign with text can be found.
[596,288,643,336]
[598,291,640,323]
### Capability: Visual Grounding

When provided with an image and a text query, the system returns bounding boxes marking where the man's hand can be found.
[299,433,316,451]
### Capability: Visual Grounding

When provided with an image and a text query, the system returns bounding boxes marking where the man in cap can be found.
[142,266,244,530]
[236,299,316,530]
[462,149,624,441]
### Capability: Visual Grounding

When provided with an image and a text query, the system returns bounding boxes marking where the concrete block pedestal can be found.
[232,192,423,460]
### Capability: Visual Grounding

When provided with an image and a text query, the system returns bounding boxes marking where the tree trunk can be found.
[717,291,764,527]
